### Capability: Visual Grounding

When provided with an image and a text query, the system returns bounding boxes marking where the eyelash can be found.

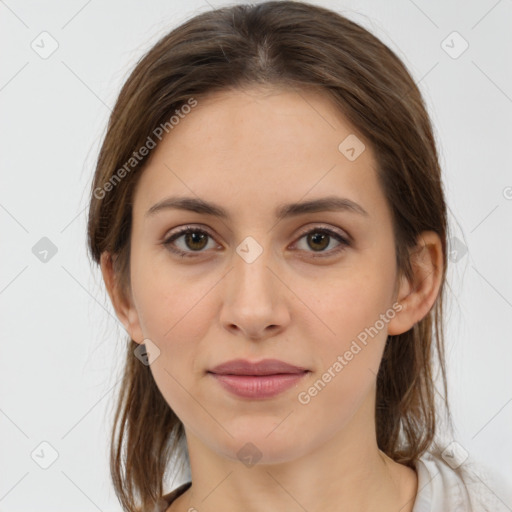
[162,224,351,259]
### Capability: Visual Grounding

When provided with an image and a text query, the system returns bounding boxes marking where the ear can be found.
[100,251,145,344]
[387,231,444,336]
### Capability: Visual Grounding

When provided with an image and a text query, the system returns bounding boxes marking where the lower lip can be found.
[209,372,309,399]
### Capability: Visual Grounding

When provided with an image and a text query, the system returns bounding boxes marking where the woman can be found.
[86,2,510,511]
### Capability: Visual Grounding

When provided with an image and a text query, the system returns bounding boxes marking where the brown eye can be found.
[162,225,350,259]
[163,227,217,257]
[293,227,350,258]
[307,232,330,251]
[182,231,209,251]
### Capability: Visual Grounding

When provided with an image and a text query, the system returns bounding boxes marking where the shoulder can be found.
[412,450,512,512]
[155,481,192,512]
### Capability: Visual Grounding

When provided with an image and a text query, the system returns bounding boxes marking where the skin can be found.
[101,86,443,512]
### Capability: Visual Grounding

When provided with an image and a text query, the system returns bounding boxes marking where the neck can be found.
[171,391,418,512]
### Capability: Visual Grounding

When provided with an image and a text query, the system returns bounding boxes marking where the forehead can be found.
[133,86,386,221]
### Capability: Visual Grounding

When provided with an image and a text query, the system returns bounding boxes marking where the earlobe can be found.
[99,251,145,343]
[387,231,443,336]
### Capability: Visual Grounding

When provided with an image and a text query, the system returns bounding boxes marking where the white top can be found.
[412,451,512,511]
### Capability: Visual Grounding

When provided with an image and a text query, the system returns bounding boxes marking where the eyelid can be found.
[293,223,350,243]
[162,223,351,258]
[162,222,350,243]
[161,224,221,256]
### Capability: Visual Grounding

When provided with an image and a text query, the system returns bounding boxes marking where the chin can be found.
[211,425,306,466]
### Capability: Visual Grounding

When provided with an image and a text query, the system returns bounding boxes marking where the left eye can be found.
[292,228,350,257]
[162,226,350,258]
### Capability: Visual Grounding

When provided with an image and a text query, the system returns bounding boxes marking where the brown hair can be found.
[87,2,453,510]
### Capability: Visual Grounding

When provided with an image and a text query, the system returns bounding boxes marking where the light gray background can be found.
[1,0,511,510]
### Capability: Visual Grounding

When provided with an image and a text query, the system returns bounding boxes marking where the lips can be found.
[208,358,308,376]
[208,358,310,399]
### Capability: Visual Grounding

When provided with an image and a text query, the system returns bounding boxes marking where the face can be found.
[121,86,406,464]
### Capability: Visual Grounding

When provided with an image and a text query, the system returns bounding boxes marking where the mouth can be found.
[208,358,309,376]
[207,358,310,399]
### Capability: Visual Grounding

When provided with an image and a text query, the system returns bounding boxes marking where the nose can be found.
[219,244,291,341]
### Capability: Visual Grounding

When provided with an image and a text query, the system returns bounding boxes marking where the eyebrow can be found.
[146,195,369,220]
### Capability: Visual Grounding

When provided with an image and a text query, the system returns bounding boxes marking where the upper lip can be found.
[208,358,309,376]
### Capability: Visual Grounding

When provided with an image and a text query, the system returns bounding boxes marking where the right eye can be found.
[162,226,219,258]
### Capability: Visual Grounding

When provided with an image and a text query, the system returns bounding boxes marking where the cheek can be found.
[134,284,215,361]
[292,283,390,433]
[130,260,218,424]
[129,259,223,409]
[130,243,213,340]
[305,271,392,341]
[298,263,395,388]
